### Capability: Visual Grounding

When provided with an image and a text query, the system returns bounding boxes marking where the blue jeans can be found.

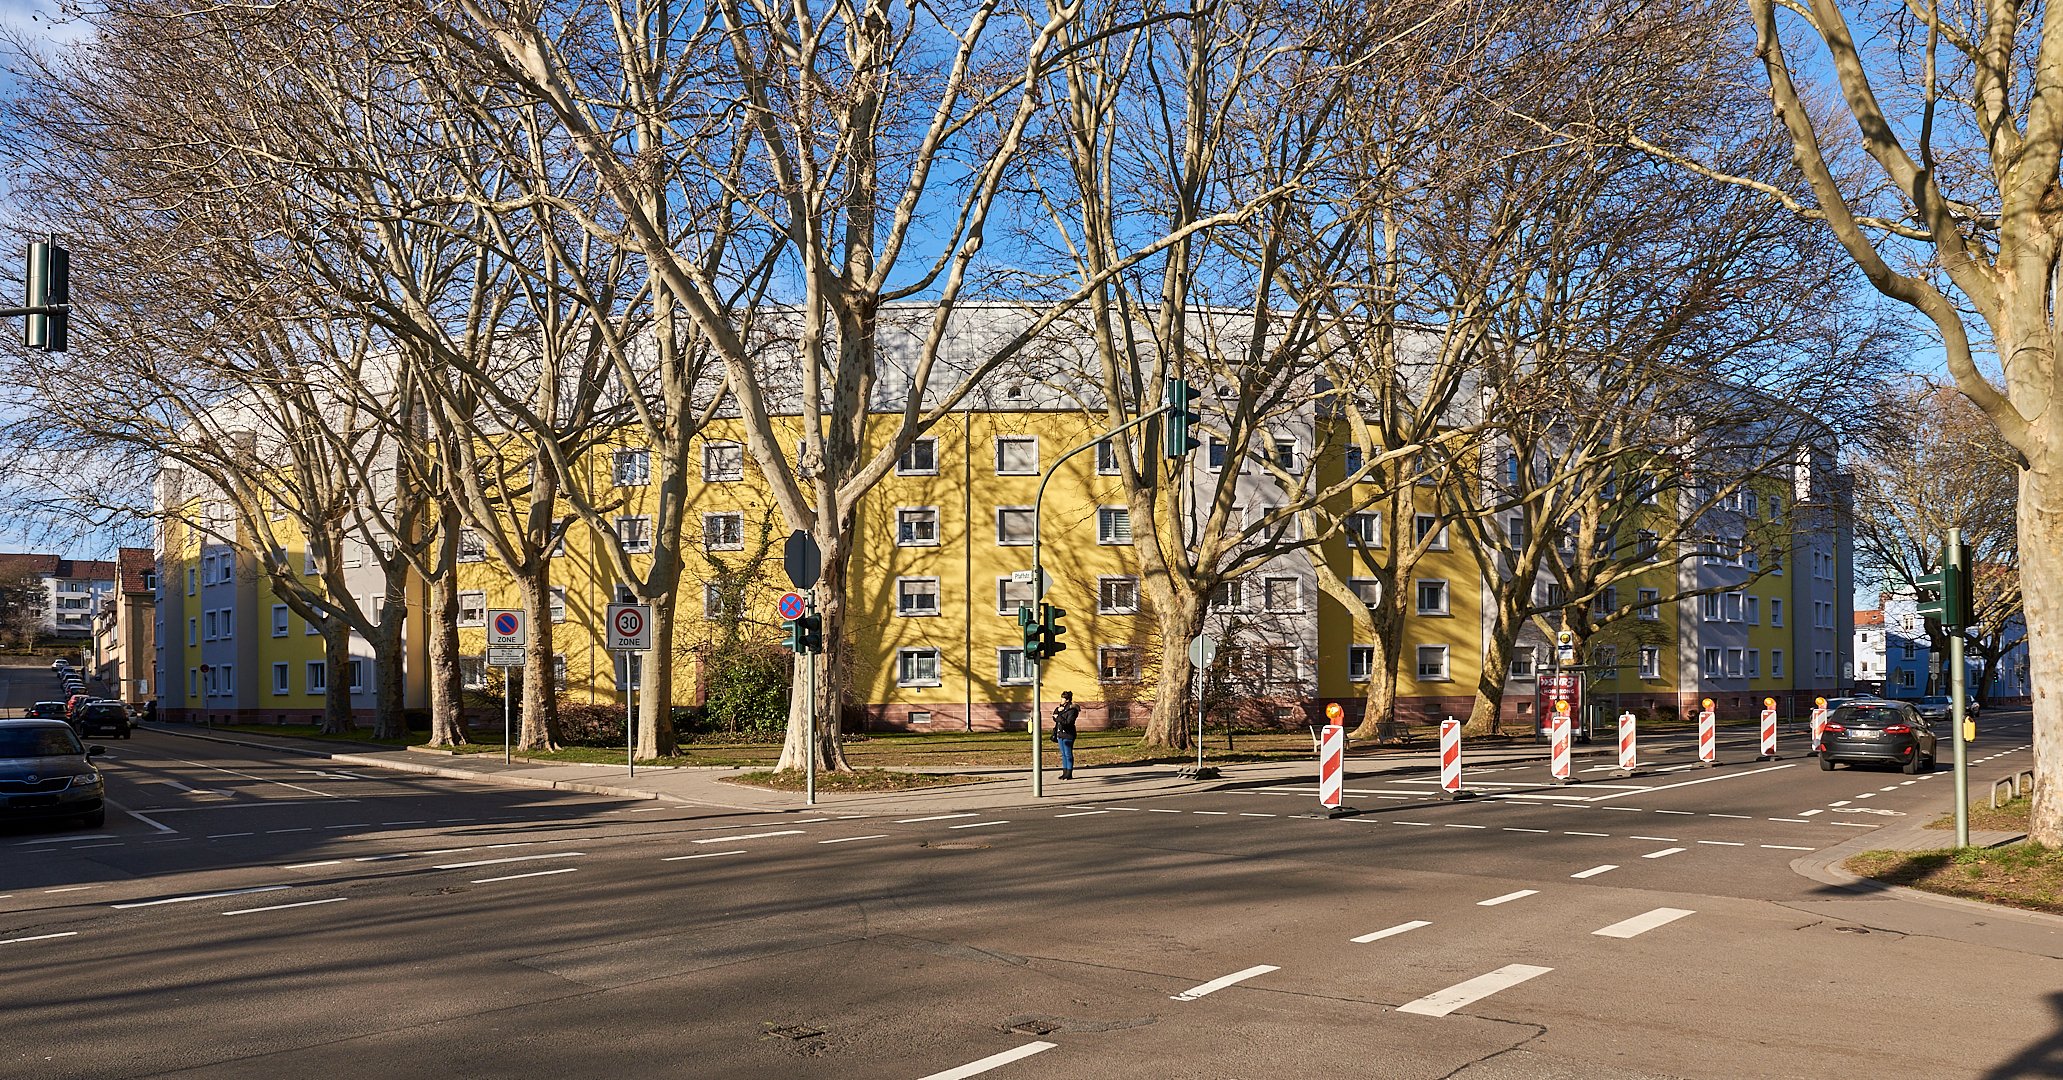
[1057,736,1075,773]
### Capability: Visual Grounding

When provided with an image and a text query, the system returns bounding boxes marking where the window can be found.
[553,654,568,691]
[1746,650,1761,678]
[1345,512,1381,547]
[348,660,366,692]
[1414,578,1449,615]
[550,587,567,623]
[1264,576,1302,613]
[1771,650,1784,678]
[1263,646,1299,688]
[1510,646,1536,679]
[1271,439,1298,471]
[616,515,653,553]
[306,661,327,694]
[1743,547,1760,572]
[1543,582,1567,608]
[1098,646,1141,682]
[1595,645,1618,679]
[613,448,651,487]
[1726,648,1743,678]
[143,571,157,592]
[188,668,197,699]
[1771,599,1784,627]
[342,541,362,569]
[1722,591,1743,622]
[1207,436,1229,471]
[1211,578,1246,611]
[219,665,234,695]
[551,519,570,558]
[460,657,486,690]
[1506,516,1526,551]
[704,512,743,551]
[271,662,288,695]
[1349,646,1375,682]
[1255,504,1300,541]
[703,583,740,620]
[458,530,486,563]
[1098,577,1139,614]
[1898,668,1916,688]
[1096,440,1125,475]
[458,592,485,626]
[1701,594,1722,622]
[702,441,744,482]
[1413,514,1448,550]
[188,618,197,646]
[187,567,196,595]
[997,576,1037,615]
[897,648,941,687]
[897,438,938,475]
[1097,506,1132,545]
[995,437,1038,475]
[305,548,320,575]
[1349,578,1381,607]
[1637,588,1660,621]
[1638,646,1660,680]
[897,577,940,617]
[1592,587,1619,616]
[885,506,938,548]
[1702,648,1722,676]
[204,610,218,639]
[998,648,1032,686]
[306,614,320,635]
[1743,491,1758,517]
[1345,445,1365,476]
[266,604,287,637]
[996,507,1034,546]
[1638,531,1659,563]
[1415,644,1450,680]
[1746,596,1760,625]
[1503,453,1522,488]
[1901,640,1917,661]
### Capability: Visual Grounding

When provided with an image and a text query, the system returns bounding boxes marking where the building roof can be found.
[0,552,120,583]
[117,548,154,595]
[1855,609,1884,628]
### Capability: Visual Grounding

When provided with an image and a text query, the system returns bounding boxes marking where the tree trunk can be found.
[2020,464,2063,847]
[776,527,852,773]
[1351,596,1403,742]
[636,584,678,759]
[319,624,353,735]
[514,568,561,750]
[1466,618,1516,738]
[1142,593,1203,750]
[425,559,467,747]
[369,564,409,740]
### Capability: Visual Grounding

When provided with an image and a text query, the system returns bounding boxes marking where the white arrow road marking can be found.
[1171,965,1279,1001]
[1397,964,1554,1017]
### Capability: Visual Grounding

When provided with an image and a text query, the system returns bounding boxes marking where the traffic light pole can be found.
[1029,405,1171,797]
[1949,528,1969,848]
[807,595,818,808]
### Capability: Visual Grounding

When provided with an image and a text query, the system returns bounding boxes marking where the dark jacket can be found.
[1052,702,1080,740]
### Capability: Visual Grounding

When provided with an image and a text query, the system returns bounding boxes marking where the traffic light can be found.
[781,618,804,653]
[1164,378,1201,458]
[1018,604,1041,661]
[798,613,824,654]
[1916,538,1973,630]
[24,239,68,353]
[1039,603,1068,658]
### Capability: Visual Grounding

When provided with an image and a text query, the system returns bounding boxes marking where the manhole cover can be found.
[1834,926,1870,934]
[766,1025,824,1041]
[1009,1020,1058,1036]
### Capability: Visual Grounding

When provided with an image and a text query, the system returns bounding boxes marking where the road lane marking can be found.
[1145,809,1182,814]
[1642,847,1686,859]
[1478,890,1538,907]
[1900,781,1918,786]
[1571,865,1618,879]
[1769,818,1810,823]
[1171,965,1279,1001]
[1352,920,1431,944]
[1879,786,1900,792]
[104,799,176,834]
[44,885,105,893]
[266,829,312,834]
[1761,844,1815,851]
[472,868,579,884]
[1564,831,1608,837]
[1602,807,1645,813]
[1503,828,1549,834]
[1397,964,1554,1017]
[285,860,342,869]
[1238,813,1275,817]
[1,932,79,945]
[1444,824,1486,830]
[662,850,746,862]
[948,820,1008,830]
[1855,793,1876,799]
[1831,822,1880,828]
[819,835,890,844]
[896,814,977,823]
[1593,908,1695,939]
[1630,836,1679,842]
[113,885,290,909]
[1586,763,1797,802]
[1192,811,1229,816]
[169,758,341,799]
[916,1041,1057,1080]
[692,831,802,844]
[1707,814,1751,819]
[1697,840,1745,847]
[324,824,371,830]
[1394,821,1433,827]
[1652,810,1694,816]
[224,897,348,916]
[206,832,254,839]
[433,852,586,869]
[1829,801,1850,806]
[1797,810,1823,817]
[1053,811,1109,818]
[15,834,114,845]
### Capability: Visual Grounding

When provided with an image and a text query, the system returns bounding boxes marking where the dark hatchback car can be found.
[72,701,131,739]
[1819,701,1936,773]
[1914,695,1982,724]
[0,719,105,828]
[28,701,68,721]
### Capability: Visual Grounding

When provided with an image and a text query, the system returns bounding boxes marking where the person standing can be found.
[1052,691,1081,779]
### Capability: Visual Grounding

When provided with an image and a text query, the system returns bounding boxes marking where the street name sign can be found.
[485,645,525,668]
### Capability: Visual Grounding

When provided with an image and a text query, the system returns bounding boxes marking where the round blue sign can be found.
[778,592,805,621]
[493,612,520,636]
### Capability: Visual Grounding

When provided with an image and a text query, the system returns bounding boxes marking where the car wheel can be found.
[1820,755,1836,771]
[78,808,105,828]
[1903,751,1922,775]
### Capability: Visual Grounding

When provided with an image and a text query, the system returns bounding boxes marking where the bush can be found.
[555,700,627,747]
[688,641,791,742]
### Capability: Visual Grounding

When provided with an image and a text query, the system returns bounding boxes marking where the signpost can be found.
[781,532,824,806]
[606,604,651,777]
[1180,635,1219,780]
[485,610,526,763]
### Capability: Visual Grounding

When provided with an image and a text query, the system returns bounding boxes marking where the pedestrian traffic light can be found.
[1164,378,1201,458]
[1040,603,1068,658]
[781,618,804,653]
[1018,603,1041,661]
[1916,539,1972,630]
[798,613,824,654]
[24,239,68,353]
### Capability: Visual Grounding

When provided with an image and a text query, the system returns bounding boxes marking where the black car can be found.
[28,701,68,721]
[72,701,131,739]
[0,719,105,828]
[1914,695,1981,724]
[1819,700,1936,774]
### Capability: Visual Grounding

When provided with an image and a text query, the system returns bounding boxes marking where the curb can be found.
[1790,822,2063,930]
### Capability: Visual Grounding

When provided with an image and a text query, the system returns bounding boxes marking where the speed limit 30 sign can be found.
[606,603,652,652]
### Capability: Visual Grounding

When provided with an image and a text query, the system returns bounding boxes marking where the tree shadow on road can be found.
[1984,991,2063,1079]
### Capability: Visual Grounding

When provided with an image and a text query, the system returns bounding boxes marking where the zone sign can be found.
[607,603,652,652]
[486,609,526,646]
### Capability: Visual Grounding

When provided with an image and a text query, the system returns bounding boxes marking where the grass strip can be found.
[1846,844,2063,917]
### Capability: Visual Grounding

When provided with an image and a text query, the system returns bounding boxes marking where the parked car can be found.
[63,693,93,718]
[1819,700,1936,774]
[0,718,105,828]
[28,701,68,722]
[49,659,67,671]
[71,701,130,740]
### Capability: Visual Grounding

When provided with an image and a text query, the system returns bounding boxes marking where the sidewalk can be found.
[135,720,1783,817]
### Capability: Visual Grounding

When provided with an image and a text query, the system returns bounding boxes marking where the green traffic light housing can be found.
[1018,603,1041,661]
[781,617,804,653]
[1164,378,1201,458]
[799,613,824,654]
[24,238,68,353]
[1915,538,1974,630]
[1039,602,1068,658]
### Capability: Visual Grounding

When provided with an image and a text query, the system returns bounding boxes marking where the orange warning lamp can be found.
[1324,702,1343,722]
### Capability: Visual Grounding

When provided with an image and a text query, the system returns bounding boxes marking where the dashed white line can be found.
[266,828,312,834]
[818,835,890,845]
[1571,865,1617,879]
[433,853,585,870]
[1397,964,1554,1017]
[1642,847,1686,859]
[1503,828,1549,834]
[1192,811,1230,816]
[473,868,579,884]
[1652,810,1694,816]
[1829,801,1850,806]
[1444,824,1487,830]
[285,860,342,869]
[1053,810,1109,818]
[1478,890,1538,907]
[1,931,79,945]
[15,834,114,845]
[1394,821,1433,827]
[896,813,977,824]
[1594,908,1695,939]
[1761,844,1815,851]
[1856,793,1877,799]
[1630,836,1679,842]
[1797,810,1823,817]
[1769,818,1810,823]
[1171,965,1279,1001]
[692,831,802,844]
[324,823,371,831]
[1708,814,1751,820]
[1352,920,1431,944]
[1564,831,1609,837]
[1145,809,1182,814]
[113,885,290,910]
[206,832,254,839]
[662,850,746,862]
[1238,813,1276,818]
[916,1041,1057,1080]
[948,820,1008,830]
[224,897,348,916]
[1696,840,1745,847]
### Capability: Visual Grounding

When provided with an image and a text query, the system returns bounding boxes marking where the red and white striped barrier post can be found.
[1757,697,1780,761]
[1808,696,1829,757]
[1549,701,1573,784]
[1313,702,1355,818]
[1697,697,1718,767]
[1440,717,1469,798]
[1617,710,1638,776]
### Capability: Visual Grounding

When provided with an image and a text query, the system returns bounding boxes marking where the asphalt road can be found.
[2,716,2054,1080]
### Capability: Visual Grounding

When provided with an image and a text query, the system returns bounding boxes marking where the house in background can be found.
[91,548,157,703]
[0,552,120,639]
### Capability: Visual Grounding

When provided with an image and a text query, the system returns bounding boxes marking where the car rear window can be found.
[81,704,125,719]
[1919,697,1951,706]
[0,726,84,757]
[1833,706,1905,724]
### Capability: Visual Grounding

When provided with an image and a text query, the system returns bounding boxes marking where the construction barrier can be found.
[1809,698,1828,755]
[1698,699,1717,766]
[1550,706,1572,783]
[1758,698,1779,761]
[1618,711,1638,772]
[1440,717,1463,794]
[1319,718,1344,810]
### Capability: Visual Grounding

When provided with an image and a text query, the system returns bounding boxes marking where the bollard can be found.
[1808,697,1828,758]
[1550,705,1574,784]
[1309,709,1355,819]
[1698,698,1718,768]
[1440,717,1470,799]
[1617,711,1638,776]
[1757,697,1780,761]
